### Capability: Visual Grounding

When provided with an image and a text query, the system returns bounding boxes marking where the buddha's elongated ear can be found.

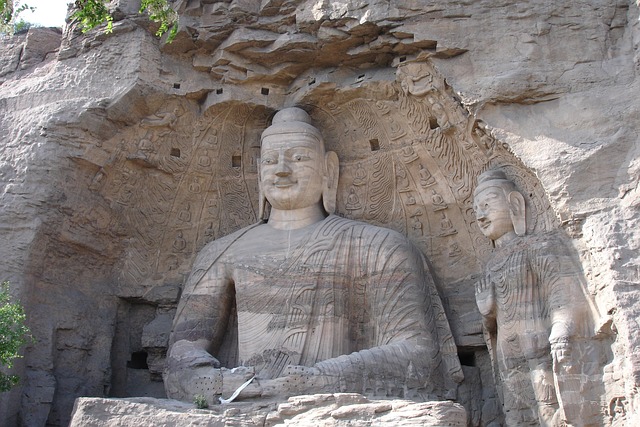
[257,161,269,221]
[507,190,526,236]
[322,151,340,214]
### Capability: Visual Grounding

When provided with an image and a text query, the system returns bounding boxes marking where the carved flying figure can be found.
[473,169,593,426]
[164,107,463,407]
[141,107,180,130]
[400,70,436,97]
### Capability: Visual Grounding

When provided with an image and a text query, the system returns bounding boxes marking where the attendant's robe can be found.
[478,231,591,426]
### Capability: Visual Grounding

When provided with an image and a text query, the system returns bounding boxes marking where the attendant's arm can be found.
[538,240,585,362]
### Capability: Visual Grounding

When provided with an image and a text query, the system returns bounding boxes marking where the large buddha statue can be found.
[164,107,462,406]
[473,169,593,426]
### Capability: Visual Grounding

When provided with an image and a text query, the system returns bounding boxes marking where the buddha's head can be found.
[473,169,526,245]
[259,107,339,218]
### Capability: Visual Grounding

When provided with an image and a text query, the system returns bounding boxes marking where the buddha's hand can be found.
[474,277,495,318]
[260,365,330,398]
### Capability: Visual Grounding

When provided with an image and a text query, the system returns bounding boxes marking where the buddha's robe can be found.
[166,215,461,402]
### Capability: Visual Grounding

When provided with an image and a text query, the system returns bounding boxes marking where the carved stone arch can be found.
[276,60,564,349]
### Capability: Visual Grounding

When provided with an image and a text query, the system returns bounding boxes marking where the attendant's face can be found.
[260,134,324,211]
[473,186,514,240]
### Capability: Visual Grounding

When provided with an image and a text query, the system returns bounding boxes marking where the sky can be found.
[19,0,70,28]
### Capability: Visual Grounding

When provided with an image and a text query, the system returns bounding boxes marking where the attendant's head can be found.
[473,169,526,245]
[259,107,339,218]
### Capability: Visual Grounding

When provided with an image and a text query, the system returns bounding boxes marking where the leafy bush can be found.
[140,0,178,42]
[0,281,31,392]
[71,0,113,34]
[0,0,178,41]
[71,0,177,42]
[193,394,208,409]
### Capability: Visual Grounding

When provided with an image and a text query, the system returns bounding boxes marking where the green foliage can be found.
[140,0,178,42]
[0,0,34,35]
[13,18,31,33]
[193,394,208,409]
[1,0,11,26]
[71,0,113,34]
[1,0,178,41]
[70,0,177,42]
[0,281,31,392]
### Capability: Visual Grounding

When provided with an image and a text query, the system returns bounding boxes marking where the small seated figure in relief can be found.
[448,242,462,258]
[127,131,157,164]
[137,134,155,156]
[189,179,202,194]
[172,232,186,252]
[178,203,192,223]
[439,213,456,237]
[419,164,436,187]
[396,167,410,191]
[164,107,462,407]
[412,216,423,236]
[345,187,362,211]
[431,190,447,211]
[198,149,212,167]
[473,169,591,426]
[352,164,367,186]
[401,145,419,163]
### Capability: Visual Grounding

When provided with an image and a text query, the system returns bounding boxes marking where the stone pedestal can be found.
[69,394,466,427]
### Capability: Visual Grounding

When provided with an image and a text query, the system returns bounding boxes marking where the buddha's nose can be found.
[275,161,292,177]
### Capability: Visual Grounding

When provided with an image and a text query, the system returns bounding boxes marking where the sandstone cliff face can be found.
[0,1,638,426]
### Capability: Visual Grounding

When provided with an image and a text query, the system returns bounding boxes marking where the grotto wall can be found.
[0,0,638,425]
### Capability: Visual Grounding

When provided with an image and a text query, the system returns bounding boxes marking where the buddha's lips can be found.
[273,180,296,188]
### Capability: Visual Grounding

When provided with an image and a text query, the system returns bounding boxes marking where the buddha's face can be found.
[473,186,514,241]
[260,133,324,211]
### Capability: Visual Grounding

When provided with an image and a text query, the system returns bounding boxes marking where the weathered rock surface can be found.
[0,0,638,426]
[69,394,466,426]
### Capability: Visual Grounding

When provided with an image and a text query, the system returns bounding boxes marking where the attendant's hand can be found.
[475,278,495,318]
[550,340,571,364]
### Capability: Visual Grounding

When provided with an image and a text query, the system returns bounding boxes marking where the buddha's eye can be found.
[292,153,310,161]
[261,157,276,165]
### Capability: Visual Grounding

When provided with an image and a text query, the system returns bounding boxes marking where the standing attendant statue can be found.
[164,107,462,406]
[473,169,592,426]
